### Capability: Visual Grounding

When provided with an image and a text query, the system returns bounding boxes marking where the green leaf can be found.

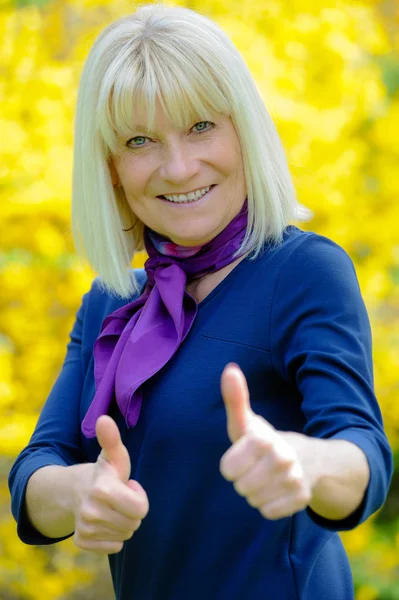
[14,0,51,8]
[375,54,399,98]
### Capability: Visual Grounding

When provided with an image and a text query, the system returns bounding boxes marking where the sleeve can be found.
[8,284,93,545]
[270,234,394,531]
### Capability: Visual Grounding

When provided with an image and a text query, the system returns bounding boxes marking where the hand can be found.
[73,415,149,554]
[219,363,313,520]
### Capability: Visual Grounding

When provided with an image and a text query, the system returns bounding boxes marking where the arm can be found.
[8,286,92,544]
[282,432,370,520]
[271,234,393,530]
[24,463,93,539]
[309,437,370,519]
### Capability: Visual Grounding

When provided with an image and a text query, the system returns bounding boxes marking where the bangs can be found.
[98,39,231,154]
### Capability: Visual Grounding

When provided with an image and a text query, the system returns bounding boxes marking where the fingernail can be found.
[226,362,239,370]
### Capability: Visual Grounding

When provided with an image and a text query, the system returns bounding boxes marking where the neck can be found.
[185,251,250,304]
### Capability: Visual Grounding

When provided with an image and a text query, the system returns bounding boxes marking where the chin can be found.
[171,234,212,246]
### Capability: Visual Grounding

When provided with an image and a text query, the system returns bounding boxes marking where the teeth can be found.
[164,186,211,203]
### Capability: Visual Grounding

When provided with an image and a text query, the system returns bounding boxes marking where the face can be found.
[108,98,247,247]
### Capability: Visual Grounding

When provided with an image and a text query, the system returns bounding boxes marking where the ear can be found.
[108,159,120,187]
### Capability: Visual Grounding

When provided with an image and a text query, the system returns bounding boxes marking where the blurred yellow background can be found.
[1,0,398,598]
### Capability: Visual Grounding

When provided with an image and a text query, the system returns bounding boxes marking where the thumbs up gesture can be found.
[219,363,313,520]
[73,415,149,554]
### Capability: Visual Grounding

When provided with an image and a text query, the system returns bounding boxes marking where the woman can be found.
[8,4,393,600]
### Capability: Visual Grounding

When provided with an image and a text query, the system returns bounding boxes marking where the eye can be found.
[192,121,214,133]
[126,135,149,148]
[125,121,214,148]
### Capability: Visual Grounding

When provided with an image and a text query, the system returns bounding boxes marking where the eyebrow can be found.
[132,125,155,132]
[129,119,202,134]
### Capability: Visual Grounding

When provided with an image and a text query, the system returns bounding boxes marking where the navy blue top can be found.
[8,226,393,600]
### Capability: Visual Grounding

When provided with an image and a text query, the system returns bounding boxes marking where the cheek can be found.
[222,152,245,185]
[118,155,151,184]
[213,138,243,173]
[120,170,149,196]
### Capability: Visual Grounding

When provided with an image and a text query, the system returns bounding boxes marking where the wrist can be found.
[280,431,325,491]
[306,438,370,520]
[67,463,95,515]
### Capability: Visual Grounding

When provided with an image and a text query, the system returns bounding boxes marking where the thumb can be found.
[221,363,258,443]
[96,415,131,483]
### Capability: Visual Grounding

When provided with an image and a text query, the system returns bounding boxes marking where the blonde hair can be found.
[71,2,313,299]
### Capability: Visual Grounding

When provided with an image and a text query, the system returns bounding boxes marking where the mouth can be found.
[157,185,216,206]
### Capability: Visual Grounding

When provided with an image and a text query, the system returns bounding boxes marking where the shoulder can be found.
[82,269,147,318]
[268,228,364,320]
[73,270,147,355]
[274,226,357,283]
[278,226,353,264]
[88,268,146,300]
[251,226,358,291]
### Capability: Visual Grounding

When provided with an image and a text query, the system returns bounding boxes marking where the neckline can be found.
[134,225,298,307]
[195,252,252,308]
[196,225,298,308]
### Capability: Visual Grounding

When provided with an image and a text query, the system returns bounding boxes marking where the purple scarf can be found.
[81,199,249,439]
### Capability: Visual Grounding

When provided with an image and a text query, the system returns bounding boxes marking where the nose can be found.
[158,141,199,184]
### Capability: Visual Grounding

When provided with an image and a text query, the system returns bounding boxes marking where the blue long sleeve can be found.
[8,288,90,545]
[270,234,393,529]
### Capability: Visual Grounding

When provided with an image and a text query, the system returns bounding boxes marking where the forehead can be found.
[131,98,176,132]
[130,96,218,133]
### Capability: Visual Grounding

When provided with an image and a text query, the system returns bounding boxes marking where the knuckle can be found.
[73,531,81,544]
[78,523,95,538]
[121,529,135,541]
[132,518,142,531]
[233,481,244,495]
[80,505,99,523]
[256,437,274,454]
[110,541,124,554]
[260,501,286,520]
[75,540,88,551]
[245,435,256,449]
[248,434,263,452]
[80,541,96,552]
[139,501,149,519]
[74,532,89,550]
[260,504,274,520]
[220,459,232,480]
[74,532,123,554]
[275,456,293,473]
[287,474,303,491]
[270,507,286,520]
[92,483,111,501]
[297,489,311,505]
[246,495,259,508]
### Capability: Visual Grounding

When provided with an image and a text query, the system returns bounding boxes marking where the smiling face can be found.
[108,98,247,247]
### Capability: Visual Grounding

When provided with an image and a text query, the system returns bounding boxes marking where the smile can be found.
[158,185,216,205]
